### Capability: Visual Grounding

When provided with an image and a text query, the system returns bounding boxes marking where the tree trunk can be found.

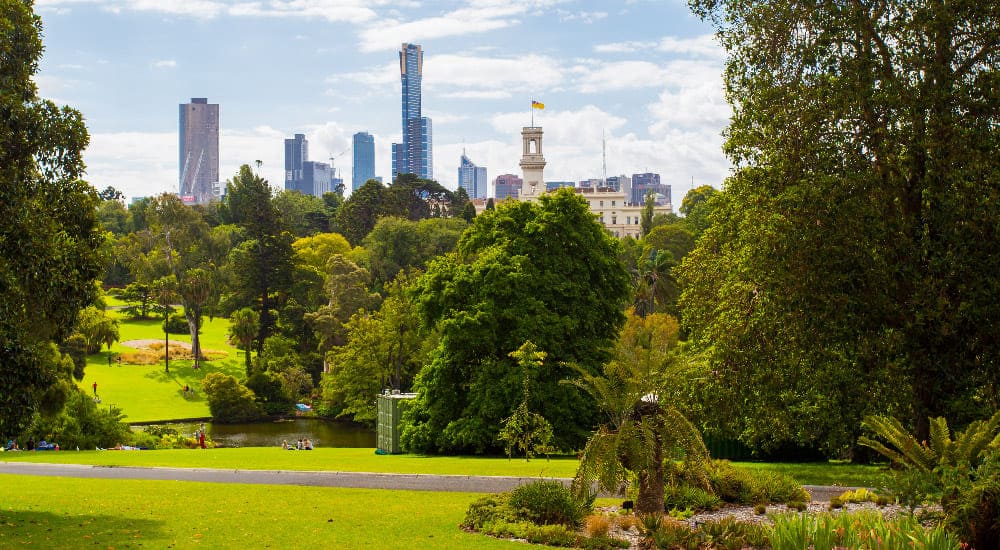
[185,306,201,368]
[635,419,665,515]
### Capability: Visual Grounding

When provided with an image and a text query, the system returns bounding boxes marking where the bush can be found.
[508,480,587,527]
[201,373,264,423]
[664,484,723,512]
[709,460,810,504]
[162,314,189,335]
[698,516,772,549]
[246,372,293,415]
[461,494,513,529]
[584,514,611,538]
[940,451,1000,550]
[21,390,131,450]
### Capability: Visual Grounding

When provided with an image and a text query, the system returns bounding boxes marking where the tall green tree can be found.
[400,188,631,454]
[228,308,259,377]
[681,0,1000,451]
[0,0,105,439]
[221,165,294,354]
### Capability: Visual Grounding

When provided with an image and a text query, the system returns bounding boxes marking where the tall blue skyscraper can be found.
[457,151,487,199]
[179,98,220,204]
[284,133,308,192]
[352,132,375,192]
[391,43,433,180]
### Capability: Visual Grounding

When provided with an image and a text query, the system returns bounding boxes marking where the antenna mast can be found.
[602,130,607,188]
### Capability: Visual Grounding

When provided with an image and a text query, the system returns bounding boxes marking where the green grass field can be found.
[0,474,522,549]
[79,314,245,423]
[0,447,888,487]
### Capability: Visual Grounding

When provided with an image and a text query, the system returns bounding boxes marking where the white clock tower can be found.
[519,126,546,200]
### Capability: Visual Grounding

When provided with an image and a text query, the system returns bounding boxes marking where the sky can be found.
[33,0,733,202]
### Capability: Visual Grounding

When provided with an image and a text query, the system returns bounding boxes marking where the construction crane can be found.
[329,149,348,181]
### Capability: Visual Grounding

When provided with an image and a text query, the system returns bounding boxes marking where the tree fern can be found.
[860,411,1000,471]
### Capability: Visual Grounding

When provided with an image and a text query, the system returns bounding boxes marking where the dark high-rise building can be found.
[391,43,433,180]
[494,173,522,200]
[302,161,331,197]
[352,132,375,191]
[284,133,308,192]
[457,152,487,199]
[179,98,220,204]
[630,172,671,206]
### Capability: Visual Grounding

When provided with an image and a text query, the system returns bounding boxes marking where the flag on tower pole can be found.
[531,100,545,109]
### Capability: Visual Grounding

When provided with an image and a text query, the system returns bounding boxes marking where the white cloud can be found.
[357,4,530,52]
[152,59,177,69]
[440,90,512,100]
[38,0,382,22]
[593,41,656,54]
[425,53,565,92]
[556,9,607,23]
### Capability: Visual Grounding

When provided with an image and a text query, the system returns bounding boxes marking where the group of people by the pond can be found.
[282,438,314,450]
[4,439,60,451]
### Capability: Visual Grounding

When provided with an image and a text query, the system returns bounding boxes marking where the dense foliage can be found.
[0,0,105,439]
[400,188,631,454]
[680,0,1000,454]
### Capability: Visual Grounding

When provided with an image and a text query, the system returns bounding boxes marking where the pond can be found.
[142,418,375,448]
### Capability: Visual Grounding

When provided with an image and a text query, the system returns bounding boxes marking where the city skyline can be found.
[34,1,732,202]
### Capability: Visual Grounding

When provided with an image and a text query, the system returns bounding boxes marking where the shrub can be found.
[698,516,772,550]
[461,494,512,529]
[644,517,696,550]
[664,484,723,512]
[787,501,808,511]
[709,460,810,504]
[163,314,189,335]
[508,480,587,527]
[613,514,640,532]
[246,371,293,415]
[838,487,877,503]
[828,497,844,510]
[754,504,767,515]
[21,390,131,450]
[584,514,611,538]
[940,451,1000,550]
[201,372,264,423]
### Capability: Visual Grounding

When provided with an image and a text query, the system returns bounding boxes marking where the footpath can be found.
[0,461,846,501]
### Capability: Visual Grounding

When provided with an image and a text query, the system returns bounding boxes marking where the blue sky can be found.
[34,0,732,202]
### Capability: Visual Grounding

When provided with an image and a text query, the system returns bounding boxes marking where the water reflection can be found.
[147,418,375,448]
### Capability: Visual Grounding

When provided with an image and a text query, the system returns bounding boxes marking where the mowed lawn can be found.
[77,313,245,423]
[0,474,523,549]
[1,447,583,478]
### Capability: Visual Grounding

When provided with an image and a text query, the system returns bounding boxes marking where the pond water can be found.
[143,418,375,448]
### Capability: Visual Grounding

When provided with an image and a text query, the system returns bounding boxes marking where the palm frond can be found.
[860,415,935,471]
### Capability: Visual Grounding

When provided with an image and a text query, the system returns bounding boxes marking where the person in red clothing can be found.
[198,424,206,449]
[92,381,97,396]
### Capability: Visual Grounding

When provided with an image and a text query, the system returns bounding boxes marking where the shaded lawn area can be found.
[0,474,522,549]
[734,460,891,488]
[76,315,246,423]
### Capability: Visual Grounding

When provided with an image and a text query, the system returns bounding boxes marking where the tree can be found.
[273,189,329,237]
[201,372,263,423]
[362,217,465,290]
[228,308,259,378]
[75,306,120,354]
[179,268,212,368]
[305,254,379,369]
[639,191,655,237]
[0,0,105,439]
[682,0,1000,451]
[569,310,710,515]
[221,165,294,353]
[497,341,555,461]
[320,273,429,423]
[333,179,390,245]
[120,282,154,319]
[400,188,631,454]
[678,185,719,239]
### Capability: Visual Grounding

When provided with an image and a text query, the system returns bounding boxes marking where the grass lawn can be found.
[78,315,246,423]
[0,474,522,549]
[0,448,889,487]
[0,448,582,478]
[735,460,890,488]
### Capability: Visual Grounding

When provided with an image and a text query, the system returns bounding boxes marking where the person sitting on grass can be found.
[303,438,313,450]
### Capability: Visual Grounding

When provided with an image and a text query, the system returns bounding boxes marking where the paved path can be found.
[0,461,849,501]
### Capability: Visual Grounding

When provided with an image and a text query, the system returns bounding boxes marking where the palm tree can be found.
[568,310,710,515]
[228,308,259,378]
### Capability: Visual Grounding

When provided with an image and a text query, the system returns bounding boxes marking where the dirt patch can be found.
[121,339,191,350]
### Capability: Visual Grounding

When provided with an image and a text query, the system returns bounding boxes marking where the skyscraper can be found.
[352,132,375,192]
[391,43,433,180]
[457,151,487,199]
[179,98,220,204]
[494,174,523,200]
[284,133,308,192]
[631,172,670,206]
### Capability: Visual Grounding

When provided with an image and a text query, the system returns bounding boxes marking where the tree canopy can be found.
[680,0,1000,452]
[0,0,105,438]
[400,188,631,454]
